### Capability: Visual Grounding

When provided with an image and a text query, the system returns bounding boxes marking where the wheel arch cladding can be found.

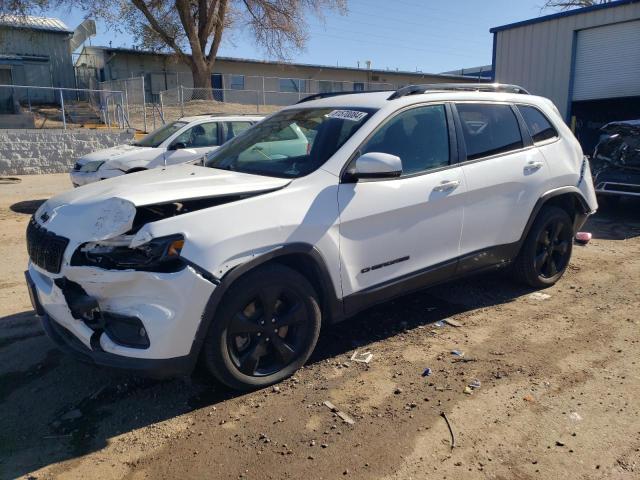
[521,188,590,243]
[188,243,343,365]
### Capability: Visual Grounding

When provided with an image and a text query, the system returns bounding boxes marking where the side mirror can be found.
[170,142,187,151]
[348,152,402,180]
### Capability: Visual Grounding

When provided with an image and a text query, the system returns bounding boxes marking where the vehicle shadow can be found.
[10,199,47,215]
[586,196,640,240]
[0,271,531,479]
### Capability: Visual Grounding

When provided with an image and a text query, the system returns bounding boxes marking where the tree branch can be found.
[130,0,191,65]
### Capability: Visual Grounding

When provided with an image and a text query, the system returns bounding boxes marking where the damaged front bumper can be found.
[70,168,124,188]
[26,260,216,378]
[593,169,640,198]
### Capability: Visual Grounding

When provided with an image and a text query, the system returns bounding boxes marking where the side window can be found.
[360,105,450,175]
[226,121,253,140]
[173,122,219,148]
[456,103,523,160]
[518,105,558,143]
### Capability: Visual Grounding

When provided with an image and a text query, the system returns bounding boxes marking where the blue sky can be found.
[47,0,551,73]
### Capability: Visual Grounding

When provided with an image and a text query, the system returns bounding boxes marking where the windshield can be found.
[205,107,376,178]
[133,121,187,148]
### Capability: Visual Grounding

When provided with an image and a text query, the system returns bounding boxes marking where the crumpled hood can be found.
[77,144,152,165]
[37,164,291,241]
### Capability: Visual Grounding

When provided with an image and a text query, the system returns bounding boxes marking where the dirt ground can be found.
[1,174,639,480]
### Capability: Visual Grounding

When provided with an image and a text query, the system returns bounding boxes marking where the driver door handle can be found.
[525,160,544,172]
[433,180,460,192]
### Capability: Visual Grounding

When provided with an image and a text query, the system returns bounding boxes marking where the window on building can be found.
[456,103,523,160]
[518,105,558,143]
[360,105,450,175]
[318,80,333,93]
[230,75,245,90]
[353,82,365,91]
[279,78,308,93]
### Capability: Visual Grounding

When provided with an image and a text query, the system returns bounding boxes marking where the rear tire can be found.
[201,264,321,391]
[512,206,574,288]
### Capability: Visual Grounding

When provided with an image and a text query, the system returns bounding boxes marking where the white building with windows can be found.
[74,45,478,105]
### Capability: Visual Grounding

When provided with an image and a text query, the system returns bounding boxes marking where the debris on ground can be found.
[422,367,432,377]
[452,357,477,363]
[468,379,481,390]
[434,321,445,327]
[569,412,583,422]
[350,350,373,364]
[451,350,464,357]
[440,412,456,450]
[463,386,473,395]
[323,401,355,425]
[523,394,536,402]
[442,318,463,327]
[575,231,592,245]
[528,292,551,301]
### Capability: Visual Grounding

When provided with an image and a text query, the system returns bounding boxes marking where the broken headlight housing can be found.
[71,234,185,272]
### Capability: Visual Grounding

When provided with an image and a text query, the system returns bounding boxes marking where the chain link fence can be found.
[0,84,126,129]
[99,77,147,132]
[159,78,397,124]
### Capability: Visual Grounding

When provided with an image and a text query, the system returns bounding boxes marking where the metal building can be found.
[491,0,640,152]
[0,16,75,88]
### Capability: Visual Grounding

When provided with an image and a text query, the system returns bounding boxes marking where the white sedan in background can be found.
[70,115,264,187]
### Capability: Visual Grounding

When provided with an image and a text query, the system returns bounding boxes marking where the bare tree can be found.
[1,0,347,90]
[542,0,612,11]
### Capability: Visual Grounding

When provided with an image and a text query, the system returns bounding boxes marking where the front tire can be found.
[201,264,321,390]
[513,206,574,288]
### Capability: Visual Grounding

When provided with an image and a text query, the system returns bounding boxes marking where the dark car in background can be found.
[591,120,640,207]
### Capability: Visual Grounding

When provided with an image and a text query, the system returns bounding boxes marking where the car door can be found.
[163,121,221,165]
[337,104,466,306]
[454,102,550,267]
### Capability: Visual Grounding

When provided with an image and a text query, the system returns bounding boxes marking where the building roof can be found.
[490,0,640,33]
[0,15,72,34]
[83,45,471,81]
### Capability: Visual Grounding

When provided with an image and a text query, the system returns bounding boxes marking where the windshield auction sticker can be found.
[326,110,368,121]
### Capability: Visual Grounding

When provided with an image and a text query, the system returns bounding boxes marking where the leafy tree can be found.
[1,1,347,90]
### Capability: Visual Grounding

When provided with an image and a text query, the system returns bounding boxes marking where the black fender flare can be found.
[185,243,344,367]
[519,187,591,245]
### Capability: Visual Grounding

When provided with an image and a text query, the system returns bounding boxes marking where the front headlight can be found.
[71,234,185,272]
[79,160,105,173]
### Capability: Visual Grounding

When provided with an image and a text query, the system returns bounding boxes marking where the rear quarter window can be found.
[456,103,523,160]
[518,105,559,143]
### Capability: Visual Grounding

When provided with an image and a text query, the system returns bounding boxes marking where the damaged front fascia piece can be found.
[592,120,640,173]
[70,189,278,277]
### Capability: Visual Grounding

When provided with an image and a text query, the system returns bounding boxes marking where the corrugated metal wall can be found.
[0,27,75,89]
[493,2,640,119]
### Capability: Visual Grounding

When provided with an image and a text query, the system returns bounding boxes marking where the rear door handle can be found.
[524,160,544,172]
[433,180,460,192]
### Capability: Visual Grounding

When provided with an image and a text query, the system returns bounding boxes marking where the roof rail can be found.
[296,89,391,104]
[387,83,530,100]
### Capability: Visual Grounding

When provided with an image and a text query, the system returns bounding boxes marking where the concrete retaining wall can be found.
[0,129,135,175]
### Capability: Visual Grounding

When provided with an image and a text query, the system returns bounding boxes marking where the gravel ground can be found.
[1,173,639,480]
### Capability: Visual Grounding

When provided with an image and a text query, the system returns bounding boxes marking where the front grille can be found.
[26,217,70,274]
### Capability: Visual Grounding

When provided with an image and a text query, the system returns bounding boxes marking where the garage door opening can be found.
[572,96,640,156]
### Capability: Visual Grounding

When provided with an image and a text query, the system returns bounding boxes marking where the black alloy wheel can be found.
[202,264,321,390]
[227,286,310,377]
[534,217,572,279]
[513,206,574,288]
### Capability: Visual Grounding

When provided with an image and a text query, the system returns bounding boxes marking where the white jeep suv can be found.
[26,84,597,390]
[70,114,264,187]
